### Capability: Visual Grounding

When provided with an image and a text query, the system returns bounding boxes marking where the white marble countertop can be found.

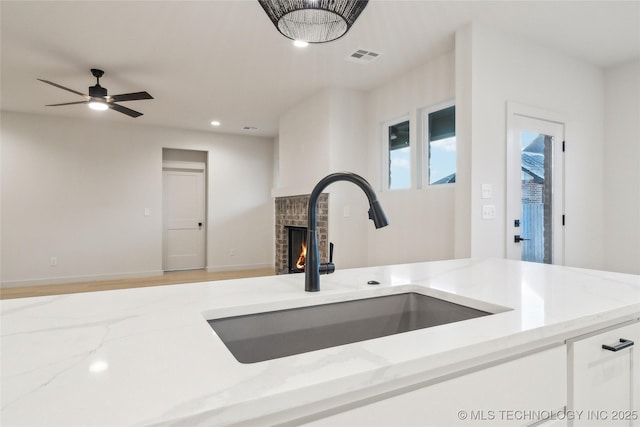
[2,258,639,426]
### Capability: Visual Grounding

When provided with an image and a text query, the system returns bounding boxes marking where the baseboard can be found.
[206,263,274,273]
[0,270,164,289]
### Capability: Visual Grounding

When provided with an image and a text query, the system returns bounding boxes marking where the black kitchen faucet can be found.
[305,172,389,292]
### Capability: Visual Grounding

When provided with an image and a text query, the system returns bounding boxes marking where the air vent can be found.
[345,49,382,64]
[242,126,258,131]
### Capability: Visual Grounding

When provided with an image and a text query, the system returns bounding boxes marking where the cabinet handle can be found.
[602,338,634,352]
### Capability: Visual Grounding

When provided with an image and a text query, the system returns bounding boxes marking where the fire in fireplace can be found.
[287,226,307,273]
[296,241,307,270]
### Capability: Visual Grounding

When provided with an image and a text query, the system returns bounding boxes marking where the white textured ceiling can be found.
[2,0,639,137]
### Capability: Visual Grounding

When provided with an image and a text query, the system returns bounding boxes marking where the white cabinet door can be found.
[568,321,640,427]
[304,345,566,427]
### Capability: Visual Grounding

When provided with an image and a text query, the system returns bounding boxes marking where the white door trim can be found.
[162,160,205,172]
[506,102,568,125]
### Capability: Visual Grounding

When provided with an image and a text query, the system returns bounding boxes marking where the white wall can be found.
[604,59,640,274]
[275,88,370,268]
[327,88,370,268]
[277,90,331,194]
[455,24,606,270]
[277,53,457,270]
[366,52,456,266]
[454,25,473,259]
[1,111,274,286]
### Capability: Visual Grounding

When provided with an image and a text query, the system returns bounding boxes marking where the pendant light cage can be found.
[258,0,369,43]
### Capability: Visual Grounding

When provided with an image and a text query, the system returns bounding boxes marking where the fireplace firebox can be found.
[287,226,307,273]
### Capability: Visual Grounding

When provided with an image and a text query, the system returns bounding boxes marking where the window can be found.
[424,104,456,186]
[385,119,410,190]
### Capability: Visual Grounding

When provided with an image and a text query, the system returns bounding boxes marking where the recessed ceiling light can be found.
[210,120,221,126]
[293,40,309,48]
[89,360,109,373]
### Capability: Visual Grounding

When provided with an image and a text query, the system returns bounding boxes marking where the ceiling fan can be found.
[38,69,153,118]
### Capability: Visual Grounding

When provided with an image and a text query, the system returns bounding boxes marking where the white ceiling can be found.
[2,0,639,138]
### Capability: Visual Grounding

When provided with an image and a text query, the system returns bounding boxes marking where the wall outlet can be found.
[144,208,150,216]
[49,256,58,266]
[481,205,496,220]
[229,248,237,256]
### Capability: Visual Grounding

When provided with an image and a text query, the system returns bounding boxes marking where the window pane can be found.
[390,146,411,189]
[429,106,455,141]
[388,120,410,190]
[429,136,456,184]
[428,106,456,185]
[520,131,553,264]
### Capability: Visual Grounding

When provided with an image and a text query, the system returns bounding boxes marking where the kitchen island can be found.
[1,258,639,426]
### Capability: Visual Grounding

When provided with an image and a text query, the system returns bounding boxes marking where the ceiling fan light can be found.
[88,101,108,111]
[258,0,369,43]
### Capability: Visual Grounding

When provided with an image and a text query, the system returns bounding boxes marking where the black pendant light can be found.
[257,0,369,44]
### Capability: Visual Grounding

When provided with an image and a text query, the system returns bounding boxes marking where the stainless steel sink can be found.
[207,292,494,363]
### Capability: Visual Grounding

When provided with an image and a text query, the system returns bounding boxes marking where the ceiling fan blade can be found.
[45,101,89,107]
[109,102,143,118]
[37,79,87,97]
[109,91,153,102]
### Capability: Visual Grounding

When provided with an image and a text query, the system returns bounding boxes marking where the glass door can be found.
[507,114,564,264]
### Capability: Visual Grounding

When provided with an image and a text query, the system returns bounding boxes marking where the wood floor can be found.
[0,267,275,300]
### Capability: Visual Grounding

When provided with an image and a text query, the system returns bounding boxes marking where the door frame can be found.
[506,102,567,265]
[162,160,207,271]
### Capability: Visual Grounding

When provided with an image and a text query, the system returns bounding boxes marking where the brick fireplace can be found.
[275,194,328,274]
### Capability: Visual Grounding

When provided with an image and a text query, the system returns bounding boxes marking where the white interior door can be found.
[506,112,564,264]
[163,165,205,271]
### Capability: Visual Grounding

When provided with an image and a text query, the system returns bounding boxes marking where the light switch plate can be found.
[481,184,492,199]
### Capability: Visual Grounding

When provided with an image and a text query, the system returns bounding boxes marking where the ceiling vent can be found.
[345,49,382,64]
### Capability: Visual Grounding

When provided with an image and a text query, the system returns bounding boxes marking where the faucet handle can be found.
[319,262,335,274]
[319,242,335,275]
